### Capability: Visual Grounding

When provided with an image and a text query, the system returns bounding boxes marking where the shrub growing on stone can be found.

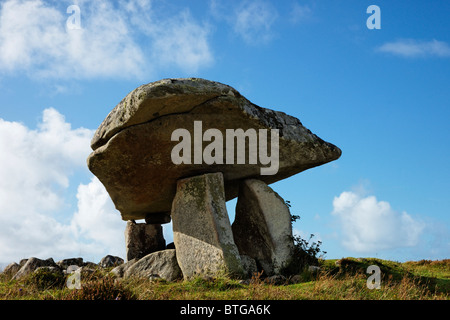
[280,205,327,276]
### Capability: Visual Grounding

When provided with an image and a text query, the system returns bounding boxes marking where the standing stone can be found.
[232,179,294,275]
[125,221,166,261]
[171,172,244,280]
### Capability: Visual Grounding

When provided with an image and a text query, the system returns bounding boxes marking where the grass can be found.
[0,258,448,300]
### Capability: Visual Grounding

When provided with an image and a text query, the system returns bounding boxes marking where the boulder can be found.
[99,255,124,268]
[171,172,244,279]
[111,259,137,278]
[75,266,97,278]
[87,78,341,221]
[123,250,182,282]
[289,274,303,284]
[82,261,98,268]
[12,257,57,280]
[2,262,21,279]
[232,179,294,275]
[125,221,166,261]
[56,258,83,270]
[308,265,321,273]
[65,265,81,275]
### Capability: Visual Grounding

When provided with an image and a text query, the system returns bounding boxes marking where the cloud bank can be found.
[332,191,424,253]
[210,0,279,45]
[0,108,125,264]
[0,0,213,79]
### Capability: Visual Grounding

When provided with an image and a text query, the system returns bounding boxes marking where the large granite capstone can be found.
[87,78,341,221]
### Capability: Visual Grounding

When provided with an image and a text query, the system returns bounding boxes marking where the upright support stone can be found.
[125,221,166,261]
[171,172,244,280]
[232,179,294,275]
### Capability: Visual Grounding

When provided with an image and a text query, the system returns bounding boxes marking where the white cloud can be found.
[210,0,278,45]
[234,0,277,44]
[71,176,125,257]
[150,10,214,73]
[331,191,424,253]
[0,108,125,264]
[0,108,91,262]
[289,2,312,25]
[0,0,145,79]
[377,39,450,58]
[0,0,213,79]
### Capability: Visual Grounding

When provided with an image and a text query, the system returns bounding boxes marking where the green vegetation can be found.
[1,258,448,300]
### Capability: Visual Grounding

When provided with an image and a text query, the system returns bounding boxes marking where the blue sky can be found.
[0,0,449,267]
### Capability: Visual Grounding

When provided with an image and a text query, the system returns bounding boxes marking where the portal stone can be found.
[232,179,294,275]
[125,221,166,261]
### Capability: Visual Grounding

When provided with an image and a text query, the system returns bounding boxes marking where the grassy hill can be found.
[0,258,448,300]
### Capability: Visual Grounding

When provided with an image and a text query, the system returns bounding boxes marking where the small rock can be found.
[264,275,287,285]
[308,265,321,273]
[56,258,83,270]
[148,274,162,282]
[99,255,124,268]
[289,274,303,284]
[239,279,251,285]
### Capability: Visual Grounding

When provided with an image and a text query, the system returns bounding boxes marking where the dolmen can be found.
[87,78,341,280]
